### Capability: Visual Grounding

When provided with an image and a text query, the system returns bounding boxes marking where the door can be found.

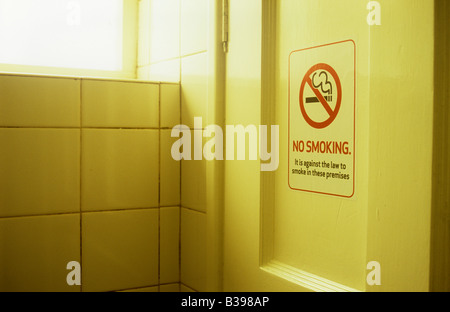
[223,0,437,292]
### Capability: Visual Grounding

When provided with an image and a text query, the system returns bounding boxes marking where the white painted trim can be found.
[262,261,360,292]
[205,0,226,292]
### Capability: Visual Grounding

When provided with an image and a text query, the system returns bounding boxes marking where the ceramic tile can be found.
[138,0,151,67]
[180,0,208,56]
[181,208,206,292]
[181,53,208,128]
[180,284,196,292]
[0,128,80,217]
[160,207,180,284]
[119,286,159,292]
[181,156,207,213]
[81,129,159,212]
[81,80,159,128]
[160,130,181,207]
[149,0,180,63]
[145,59,181,83]
[161,84,181,128]
[82,209,159,292]
[0,214,81,292]
[159,283,180,292]
[0,75,80,127]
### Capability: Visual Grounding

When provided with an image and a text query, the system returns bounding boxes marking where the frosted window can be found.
[0,0,123,71]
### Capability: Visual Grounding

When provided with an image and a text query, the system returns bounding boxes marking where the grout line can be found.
[76,78,160,85]
[0,126,81,129]
[0,212,81,220]
[0,207,162,220]
[0,126,163,130]
[180,50,208,60]
[134,0,141,80]
[178,205,182,285]
[181,206,207,215]
[180,282,199,293]
[143,55,182,66]
[82,127,161,130]
[79,79,83,293]
[158,207,161,291]
[0,72,161,84]
[153,81,181,86]
[178,1,183,283]
[114,282,180,293]
[160,127,179,130]
[141,49,208,69]
[0,73,82,80]
[178,0,182,83]
[158,81,162,288]
[178,0,183,282]
[81,207,161,214]
[160,282,182,287]
[160,204,182,209]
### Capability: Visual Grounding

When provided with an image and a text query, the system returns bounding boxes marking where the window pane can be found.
[0,0,123,71]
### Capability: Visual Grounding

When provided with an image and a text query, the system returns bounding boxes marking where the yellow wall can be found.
[273,0,369,291]
[223,0,438,292]
[0,73,181,292]
[366,0,434,292]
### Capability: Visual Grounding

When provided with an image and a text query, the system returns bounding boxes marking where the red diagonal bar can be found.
[306,76,334,117]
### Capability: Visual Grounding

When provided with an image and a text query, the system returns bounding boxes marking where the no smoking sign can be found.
[288,40,356,198]
[299,63,342,129]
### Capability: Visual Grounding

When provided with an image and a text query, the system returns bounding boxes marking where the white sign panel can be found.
[288,40,356,198]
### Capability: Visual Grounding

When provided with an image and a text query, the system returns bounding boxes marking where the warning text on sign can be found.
[291,159,351,181]
[292,140,351,155]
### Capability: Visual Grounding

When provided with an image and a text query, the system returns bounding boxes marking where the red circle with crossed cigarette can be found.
[299,63,342,129]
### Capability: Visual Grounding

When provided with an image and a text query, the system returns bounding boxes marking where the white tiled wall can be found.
[1,0,211,292]
[0,128,80,217]
[0,214,81,292]
[161,131,181,206]
[180,0,208,56]
[181,208,206,292]
[161,84,181,128]
[160,207,181,284]
[139,59,181,83]
[181,53,209,128]
[137,0,210,292]
[0,74,181,292]
[149,0,181,63]
[81,80,159,128]
[82,209,159,292]
[181,154,207,213]
[81,129,159,212]
[0,75,80,127]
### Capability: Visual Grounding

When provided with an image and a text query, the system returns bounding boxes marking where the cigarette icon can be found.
[305,96,333,103]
